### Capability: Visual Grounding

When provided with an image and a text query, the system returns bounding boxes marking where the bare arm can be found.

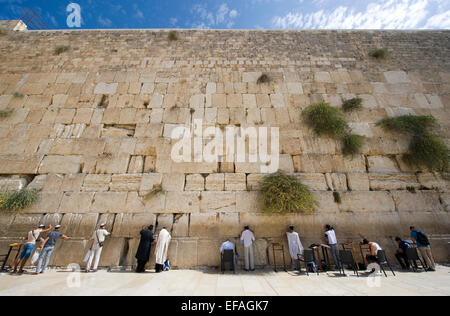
[62,234,70,240]
[39,237,49,249]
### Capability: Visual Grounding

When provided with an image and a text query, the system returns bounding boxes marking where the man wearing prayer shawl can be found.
[286,225,304,270]
[154,227,171,273]
[135,225,154,273]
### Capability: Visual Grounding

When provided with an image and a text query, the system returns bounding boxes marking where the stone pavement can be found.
[0,266,449,296]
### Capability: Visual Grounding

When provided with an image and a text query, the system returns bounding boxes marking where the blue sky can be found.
[0,0,449,30]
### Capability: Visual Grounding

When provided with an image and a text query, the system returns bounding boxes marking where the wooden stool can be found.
[1,243,23,272]
[271,243,287,272]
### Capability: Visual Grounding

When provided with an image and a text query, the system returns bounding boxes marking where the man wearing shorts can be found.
[13,224,52,274]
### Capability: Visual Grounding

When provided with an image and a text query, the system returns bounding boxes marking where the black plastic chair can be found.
[405,248,427,272]
[298,250,319,276]
[339,250,359,277]
[221,250,235,274]
[376,250,396,277]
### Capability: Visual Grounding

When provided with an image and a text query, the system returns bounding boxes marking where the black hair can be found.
[289,225,295,230]
[244,225,249,229]
[148,225,154,230]
[395,237,402,242]
[410,226,415,230]
[362,239,369,245]
[325,224,333,230]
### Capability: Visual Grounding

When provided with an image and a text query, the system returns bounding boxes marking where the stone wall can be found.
[0,26,449,268]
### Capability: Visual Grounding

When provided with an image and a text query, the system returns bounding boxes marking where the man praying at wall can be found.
[286,225,304,270]
[240,225,255,271]
[154,227,171,273]
[135,225,154,273]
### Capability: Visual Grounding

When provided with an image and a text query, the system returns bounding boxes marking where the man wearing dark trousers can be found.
[135,225,154,273]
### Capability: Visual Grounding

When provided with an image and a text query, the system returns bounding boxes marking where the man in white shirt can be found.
[240,225,255,271]
[220,239,236,272]
[13,224,52,274]
[286,225,304,270]
[86,223,110,272]
[324,224,341,270]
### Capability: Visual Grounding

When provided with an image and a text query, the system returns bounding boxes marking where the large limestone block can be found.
[0,177,28,191]
[185,174,205,191]
[441,193,450,212]
[225,173,246,191]
[52,240,91,267]
[165,191,200,213]
[94,82,118,95]
[6,214,43,237]
[172,214,189,237]
[197,239,222,267]
[0,155,42,174]
[162,173,185,191]
[125,191,165,213]
[190,212,240,238]
[331,173,347,191]
[0,213,16,236]
[139,173,163,193]
[384,71,411,84]
[246,174,265,191]
[95,155,130,174]
[82,174,111,192]
[313,191,339,214]
[235,239,268,267]
[169,161,219,175]
[59,192,94,213]
[27,175,47,191]
[369,173,419,191]
[22,192,63,213]
[59,213,99,238]
[39,156,82,174]
[293,173,328,191]
[61,174,85,192]
[236,191,263,213]
[113,213,156,238]
[417,173,449,192]
[110,174,142,191]
[339,191,395,213]
[392,191,444,213]
[200,191,236,213]
[367,156,400,173]
[293,154,366,173]
[90,192,127,212]
[347,173,370,191]
[205,173,225,191]
[98,237,127,268]
[176,240,198,268]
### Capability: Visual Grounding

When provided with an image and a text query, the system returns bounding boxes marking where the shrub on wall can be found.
[302,102,365,156]
[259,172,318,214]
[377,115,449,171]
[342,97,363,112]
[0,109,13,118]
[369,48,388,60]
[168,31,178,41]
[0,189,39,211]
[54,45,69,55]
[257,74,271,84]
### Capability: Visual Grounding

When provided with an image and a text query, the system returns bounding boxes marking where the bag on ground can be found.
[83,250,92,263]
[164,259,170,271]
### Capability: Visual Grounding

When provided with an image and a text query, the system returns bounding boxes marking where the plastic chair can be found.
[405,248,427,272]
[221,250,235,274]
[339,250,359,277]
[376,250,396,277]
[298,250,319,276]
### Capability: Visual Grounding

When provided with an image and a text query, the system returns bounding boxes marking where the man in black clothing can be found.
[394,237,411,270]
[135,225,154,273]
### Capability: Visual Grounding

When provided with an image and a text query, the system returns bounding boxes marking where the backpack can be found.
[163,259,170,271]
[415,231,430,246]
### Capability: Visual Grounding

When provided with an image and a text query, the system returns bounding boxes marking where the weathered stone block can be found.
[94,82,118,95]
[392,191,444,212]
[59,192,94,213]
[82,174,111,192]
[113,213,156,238]
[339,191,395,213]
[162,173,185,191]
[369,173,419,191]
[110,174,142,191]
[417,173,449,192]
[172,214,189,237]
[185,174,205,191]
[331,173,347,191]
[0,155,42,174]
[205,173,225,191]
[190,212,240,238]
[200,191,236,213]
[59,213,99,238]
[165,191,200,213]
[225,173,246,191]
[90,192,127,212]
[367,156,400,173]
[347,173,370,191]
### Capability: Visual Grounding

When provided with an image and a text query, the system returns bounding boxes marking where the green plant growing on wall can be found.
[376,115,449,171]
[98,94,108,108]
[302,102,365,156]
[333,191,342,204]
[0,109,13,118]
[168,31,178,41]
[0,28,7,36]
[259,172,318,214]
[144,184,164,200]
[0,188,39,211]
[342,97,363,112]
[54,45,70,55]
[13,92,24,98]
[369,48,388,60]
[257,74,271,84]
[342,134,365,156]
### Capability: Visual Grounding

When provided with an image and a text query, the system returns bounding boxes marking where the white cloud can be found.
[191,3,239,29]
[272,0,449,30]
[98,16,112,27]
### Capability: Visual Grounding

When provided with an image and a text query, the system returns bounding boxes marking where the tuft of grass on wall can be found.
[333,191,342,204]
[302,102,349,137]
[342,97,363,112]
[342,134,365,157]
[0,27,7,36]
[259,172,318,214]
[98,94,108,108]
[13,92,24,98]
[54,45,70,55]
[369,48,389,60]
[0,188,39,211]
[377,115,449,171]
[168,31,178,41]
[257,74,271,84]
[144,184,163,200]
[0,109,13,118]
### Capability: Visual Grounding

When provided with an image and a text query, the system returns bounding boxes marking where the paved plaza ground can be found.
[0,265,449,296]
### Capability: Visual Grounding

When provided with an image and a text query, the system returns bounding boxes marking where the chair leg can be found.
[380,264,388,278]
[418,259,427,272]
[305,262,309,276]
[387,262,395,276]
[354,264,359,277]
